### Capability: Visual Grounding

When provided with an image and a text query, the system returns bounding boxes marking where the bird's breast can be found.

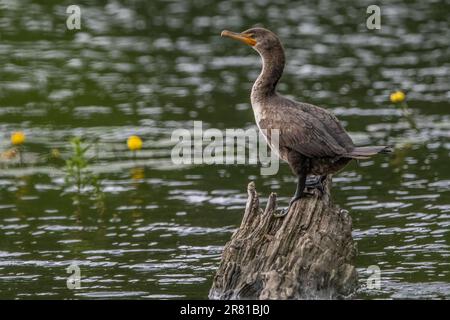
[252,105,287,161]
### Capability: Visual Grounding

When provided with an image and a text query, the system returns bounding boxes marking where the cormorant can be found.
[221,27,392,216]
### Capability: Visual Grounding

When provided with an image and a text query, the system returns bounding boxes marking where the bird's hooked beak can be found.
[221,30,256,46]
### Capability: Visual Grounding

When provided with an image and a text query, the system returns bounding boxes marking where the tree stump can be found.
[209,176,358,300]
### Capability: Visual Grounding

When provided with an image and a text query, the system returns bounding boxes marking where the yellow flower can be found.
[11,131,26,145]
[390,91,406,103]
[127,135,143,151]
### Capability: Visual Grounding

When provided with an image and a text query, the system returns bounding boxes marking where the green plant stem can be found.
[77,166,81,194]
[65,137,105,213]
[399,102,418,131]
[18,147,23,165]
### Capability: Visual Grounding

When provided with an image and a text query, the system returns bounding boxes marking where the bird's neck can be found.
[251,46,285,104]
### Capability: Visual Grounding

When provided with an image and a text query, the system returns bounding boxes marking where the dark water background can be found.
[0,0,449,299]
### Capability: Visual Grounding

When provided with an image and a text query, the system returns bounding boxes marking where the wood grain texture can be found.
[209,177,358,300]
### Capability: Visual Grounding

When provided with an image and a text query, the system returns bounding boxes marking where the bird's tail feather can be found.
[346,146,393,159]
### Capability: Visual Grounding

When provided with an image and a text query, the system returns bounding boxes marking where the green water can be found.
[0,0,449,299]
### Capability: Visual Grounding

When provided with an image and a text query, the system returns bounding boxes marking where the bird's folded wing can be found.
[261,110,348,158]
[301,103,354,148]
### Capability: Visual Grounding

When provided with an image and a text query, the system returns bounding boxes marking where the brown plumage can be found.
[221,27,392,216]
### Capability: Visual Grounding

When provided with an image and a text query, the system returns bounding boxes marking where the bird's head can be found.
[221,27,282,54]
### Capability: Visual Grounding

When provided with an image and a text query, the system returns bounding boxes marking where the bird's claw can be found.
[305,176,326,195]
[272,176,326,218]
[273,196,303,218]
[273,207,289,218]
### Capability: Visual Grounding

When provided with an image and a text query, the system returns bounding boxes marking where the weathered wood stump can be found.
[209,176,358,300]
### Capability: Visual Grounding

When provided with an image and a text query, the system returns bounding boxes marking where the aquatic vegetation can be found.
[51,148,61,159]
[65,137,90,194]
[0,148,18,160]
[390,91,405,104]
[10,131,25,163]
[127,135,143,151]
[127,135,143,159]
[10,131,25,145]
[389,90,418,131]
[64,137,105,213]
[48,148,64,164]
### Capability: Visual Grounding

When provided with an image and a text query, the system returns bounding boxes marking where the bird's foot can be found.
[305,175,326,196]
[273,195,303,218]
[273,207,290,218]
